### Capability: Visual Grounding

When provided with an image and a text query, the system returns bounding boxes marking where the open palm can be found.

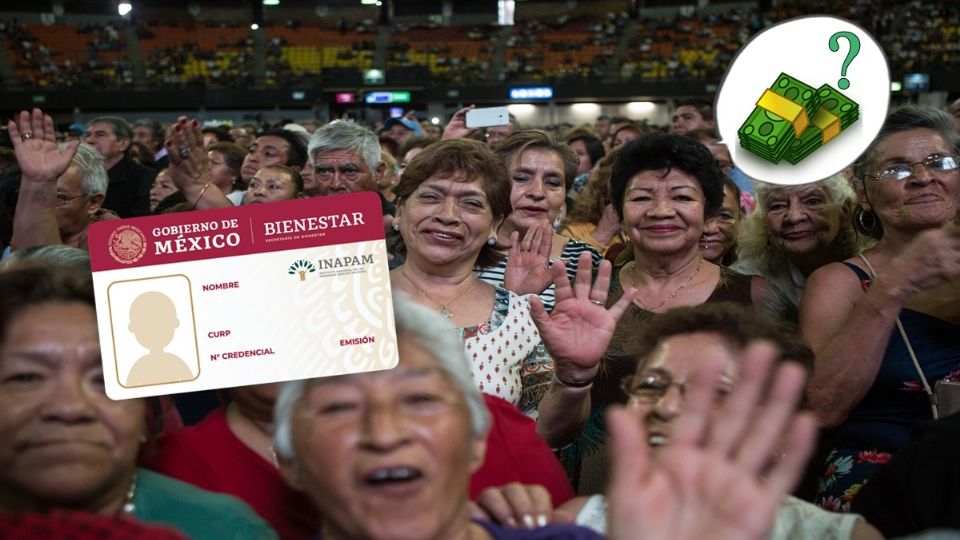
[504,221,556,296]
[606,347,817,540]
[8,108,79,181]
[530,251,634,381]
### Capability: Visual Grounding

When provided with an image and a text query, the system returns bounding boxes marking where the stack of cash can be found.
[783,84,860,165]
[738,73,823,165]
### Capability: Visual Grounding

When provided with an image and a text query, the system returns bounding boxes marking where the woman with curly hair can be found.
[732,174,865,319]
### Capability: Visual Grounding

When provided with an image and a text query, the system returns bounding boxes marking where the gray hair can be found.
[307,121,381,173]
[3,244,90,271]
[733,174,863,308]
[87,116,133,143]
[853,105,960,180]
[70,143,109,197]
[273,294,491,461]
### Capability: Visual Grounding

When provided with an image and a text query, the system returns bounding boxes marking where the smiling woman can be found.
[0,262,276,539]
[476,130,602,311]
[800,106,960,511]
[573,132,778,493]
[733,174,863,318]
[388,138,635,448]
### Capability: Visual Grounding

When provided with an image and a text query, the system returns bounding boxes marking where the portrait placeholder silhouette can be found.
[125,291,196,386]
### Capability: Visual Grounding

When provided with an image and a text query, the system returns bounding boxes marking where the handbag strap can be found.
[856,253,939,419]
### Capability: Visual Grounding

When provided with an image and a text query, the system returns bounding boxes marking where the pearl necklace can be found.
[629,258,703,312]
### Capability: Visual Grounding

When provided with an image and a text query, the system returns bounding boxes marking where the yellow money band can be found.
[756,89,809,138]
[811,108,841,144]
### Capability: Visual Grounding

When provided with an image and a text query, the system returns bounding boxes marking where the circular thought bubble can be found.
[716,16,889,186]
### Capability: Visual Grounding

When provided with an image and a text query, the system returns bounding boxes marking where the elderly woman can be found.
[476,130,602,311]
[566,303,880,540]
[0,263,276,539]
[389,137,632,447]
[733,174,861,318]
[274,297,820,540]
[574,132,774,491]
[801,106,960,511]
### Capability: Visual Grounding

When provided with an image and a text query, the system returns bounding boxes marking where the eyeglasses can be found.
[56,193,86,206]
[620,369,688,404]
[868,153,959,181]
[621,368,733,404]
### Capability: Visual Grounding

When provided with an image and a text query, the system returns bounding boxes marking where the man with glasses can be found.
[7,109,115,254]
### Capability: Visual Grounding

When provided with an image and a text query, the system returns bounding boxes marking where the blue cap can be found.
[383,117,422,136]
[67,123,85,133]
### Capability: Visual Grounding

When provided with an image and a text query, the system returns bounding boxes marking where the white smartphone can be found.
[465,106,510,129]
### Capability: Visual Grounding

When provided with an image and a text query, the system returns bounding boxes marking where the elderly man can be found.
[7,109,115,254]
[85,115,156,218]
[272,297,819,540]
[306,121,384,197]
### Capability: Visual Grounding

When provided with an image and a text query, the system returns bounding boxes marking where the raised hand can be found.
[442,105,477,140]
[529,251,636,383]
[8,108,79,182]
[166,116,210,188]
[503,221,555,296]
[606,346,817,540]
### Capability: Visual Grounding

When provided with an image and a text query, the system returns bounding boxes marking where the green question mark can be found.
[829,31,861,90]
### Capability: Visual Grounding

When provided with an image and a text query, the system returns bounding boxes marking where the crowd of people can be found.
[5,0,959,89]
[0,89,958,540]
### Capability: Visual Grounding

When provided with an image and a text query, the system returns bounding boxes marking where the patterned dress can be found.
[459,286,553,418]
[815,262,960,512]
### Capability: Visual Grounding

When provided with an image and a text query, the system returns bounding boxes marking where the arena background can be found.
[0,0,957,130]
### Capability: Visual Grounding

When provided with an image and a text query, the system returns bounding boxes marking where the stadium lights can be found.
[571,103,600,114]
[263,0,279,4]
[250,23,260,30]
[360,0,377,4]
[118,2,132,16]
[431,117,440,125]
[626,101,656,115]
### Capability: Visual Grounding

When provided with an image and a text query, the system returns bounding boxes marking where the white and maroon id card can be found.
[88,192,397,399]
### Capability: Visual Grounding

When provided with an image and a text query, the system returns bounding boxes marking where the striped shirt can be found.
[475,239,602,311]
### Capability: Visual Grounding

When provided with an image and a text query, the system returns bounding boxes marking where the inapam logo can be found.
[288,259,317,281]
[108,224,147,264]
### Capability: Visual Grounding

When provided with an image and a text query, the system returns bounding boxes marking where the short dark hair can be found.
[398,136,440,162]
[209,142,246,181]
[202,126,234,144]
[133,118,164,144]
[88,116,133,155]
[495,129,579,191]
[391,138,512,268]
[259,164,304,195]
[609,132,725,221]
[628,302,814,372]
[676,99,715,122]
[0,263,94,345]
[564,128,606,170]
[260,129,308,170]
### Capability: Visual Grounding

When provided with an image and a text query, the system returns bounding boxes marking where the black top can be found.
[103,155,156,218]
[853,411,960,537]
